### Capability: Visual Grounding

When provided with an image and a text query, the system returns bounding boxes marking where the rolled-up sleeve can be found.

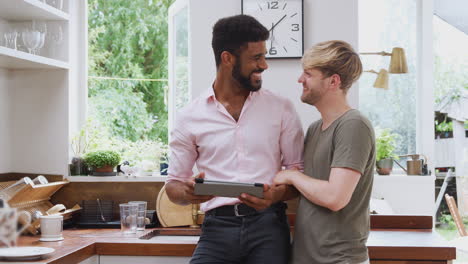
[166,117,198,184]
[280,99,304,170]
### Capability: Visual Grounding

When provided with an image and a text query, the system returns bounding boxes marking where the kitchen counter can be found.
[13,225,455,264]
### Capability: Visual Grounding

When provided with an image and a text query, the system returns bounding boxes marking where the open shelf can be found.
[0,0,69,21]
[0,46,69,69]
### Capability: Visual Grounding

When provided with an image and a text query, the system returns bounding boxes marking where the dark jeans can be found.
[190,203,290,264]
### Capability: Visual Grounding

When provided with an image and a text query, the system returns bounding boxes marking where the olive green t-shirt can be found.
[292,109,375,264]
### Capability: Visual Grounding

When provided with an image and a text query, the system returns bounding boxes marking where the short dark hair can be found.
[212,15,269,67]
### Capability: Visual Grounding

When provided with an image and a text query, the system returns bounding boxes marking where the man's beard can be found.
[232,60,263,92]
[301,86,325,106]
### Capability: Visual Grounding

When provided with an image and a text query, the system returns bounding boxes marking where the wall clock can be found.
[242,0,304,58]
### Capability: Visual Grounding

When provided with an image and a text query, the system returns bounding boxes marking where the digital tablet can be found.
[194,178,264,198]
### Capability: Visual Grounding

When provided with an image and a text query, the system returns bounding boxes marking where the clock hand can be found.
[270,22,274,48]
[269,14,287,32]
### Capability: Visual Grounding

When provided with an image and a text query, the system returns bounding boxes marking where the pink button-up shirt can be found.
[167,88,304,212]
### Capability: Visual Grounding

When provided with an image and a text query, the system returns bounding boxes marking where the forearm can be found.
[165,181,190,205]
[288,172,341,211]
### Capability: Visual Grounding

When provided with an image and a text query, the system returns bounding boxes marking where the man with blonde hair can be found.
[274,40,375,264]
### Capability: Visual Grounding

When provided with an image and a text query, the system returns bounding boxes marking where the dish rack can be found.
[0,179,81,235]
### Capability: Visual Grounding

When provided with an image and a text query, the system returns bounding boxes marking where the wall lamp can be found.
[360,47,408,90]
[360,47,408,74]
[364,69,389,89]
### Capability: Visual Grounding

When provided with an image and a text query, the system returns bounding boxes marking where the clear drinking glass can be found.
[129,201,147,231]
[4,30,18,49]
[119,203,138,234]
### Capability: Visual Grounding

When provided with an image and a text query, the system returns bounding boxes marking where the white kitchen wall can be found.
[187,0,358,130]
[0,69,11,173]
[9,70,68,174]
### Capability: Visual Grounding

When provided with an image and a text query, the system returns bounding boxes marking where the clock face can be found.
[242,0,303,58]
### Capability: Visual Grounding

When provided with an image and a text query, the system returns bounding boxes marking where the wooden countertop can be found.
[13,226,455,264]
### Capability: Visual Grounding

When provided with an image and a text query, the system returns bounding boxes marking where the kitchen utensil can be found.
[0,177,34,202]
[39,215,63,241]
[0,180,70,235]
[79,200,113,224]
[32,175,48,185]
[394,154,428,175]
[156,185,204,227]
[32,210,43,221]
[0,247,54,261]
[46,204,66,215]
[96,198,106,222]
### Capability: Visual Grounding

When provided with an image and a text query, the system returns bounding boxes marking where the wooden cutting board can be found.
[156,185,194,227]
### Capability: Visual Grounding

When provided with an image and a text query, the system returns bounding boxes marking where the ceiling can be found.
[434,0,468,35]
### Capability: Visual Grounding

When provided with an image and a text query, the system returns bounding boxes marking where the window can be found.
[168,2,190,133]
[433,15,468,171]
[81,0,174,175]
[359,0,418,157]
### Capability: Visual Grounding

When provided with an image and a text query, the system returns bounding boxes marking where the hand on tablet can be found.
[239,184,285,210]
[182,172,214,204]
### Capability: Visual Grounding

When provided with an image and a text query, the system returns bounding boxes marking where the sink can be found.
[148,235,200,243]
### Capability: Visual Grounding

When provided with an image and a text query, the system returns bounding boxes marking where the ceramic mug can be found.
[40,215,63,241]
[0,208,32,247]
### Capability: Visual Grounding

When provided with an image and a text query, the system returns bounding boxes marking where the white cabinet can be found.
[372,175,435,216]
[0,0,75,176]
[99,256,190,264]
[79,255,99,264]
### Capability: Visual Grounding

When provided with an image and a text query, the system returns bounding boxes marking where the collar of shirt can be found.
[203,86,257,106]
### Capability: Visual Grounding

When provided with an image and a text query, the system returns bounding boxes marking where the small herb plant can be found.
[375,128,398,161]
[435,119,453,133]
[84,150,121,169]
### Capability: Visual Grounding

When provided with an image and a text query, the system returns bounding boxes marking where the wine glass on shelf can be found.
[46,22,63,58]
[31,20,47,55]
[3,27,18,50]
[34,32,45,55]
[21,29,40,54]
[46,0,63,11]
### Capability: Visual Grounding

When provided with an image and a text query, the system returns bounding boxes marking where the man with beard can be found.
[165,15,304,264]
[274,40,375,264]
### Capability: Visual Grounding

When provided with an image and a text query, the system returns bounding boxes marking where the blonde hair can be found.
[302,40,362,92]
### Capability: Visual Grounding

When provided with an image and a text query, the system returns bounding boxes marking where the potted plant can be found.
[434,119,453,139]
[84,150,121,175]
[70,128,91,176]
[375,128,398,175]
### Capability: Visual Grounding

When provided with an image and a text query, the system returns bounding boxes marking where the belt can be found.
[206,202,286,217]
[206,203,257,217]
